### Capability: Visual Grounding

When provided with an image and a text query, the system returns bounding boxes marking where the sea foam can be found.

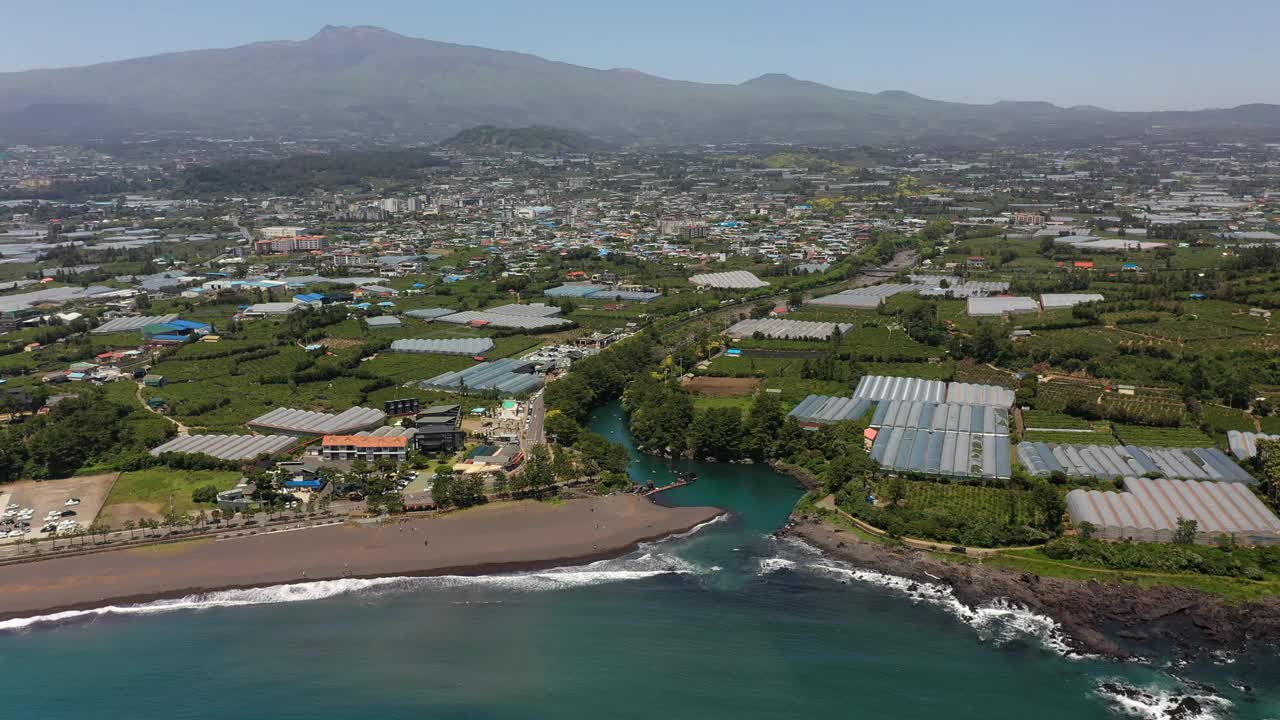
[0,514,728,633]
[1094,680,1232,720]
[759,537,1085,658]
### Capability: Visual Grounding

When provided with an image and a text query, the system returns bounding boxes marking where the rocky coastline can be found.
[780,514,1280,661]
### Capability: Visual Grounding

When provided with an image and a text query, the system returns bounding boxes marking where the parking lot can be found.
[0,473,118,544]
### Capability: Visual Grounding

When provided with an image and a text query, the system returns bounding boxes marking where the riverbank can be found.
[781,514,1280,660]
[0,495,723,622]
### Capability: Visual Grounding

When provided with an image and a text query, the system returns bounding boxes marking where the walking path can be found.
[134,380,191,435]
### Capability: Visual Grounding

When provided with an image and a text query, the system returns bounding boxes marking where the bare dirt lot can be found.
[317,337,366,349]
[682,376,762,397]
[0,473,118,543]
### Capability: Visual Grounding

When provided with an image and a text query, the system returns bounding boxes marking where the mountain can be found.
[440,125,612,153]
[0,25,1277,146]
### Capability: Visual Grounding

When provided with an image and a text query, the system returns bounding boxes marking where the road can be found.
[522,390,546,448]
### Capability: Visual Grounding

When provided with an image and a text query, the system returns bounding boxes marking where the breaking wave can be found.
[1094,680,1232,720]
[758,538,1083,658]
[0,538,723,634]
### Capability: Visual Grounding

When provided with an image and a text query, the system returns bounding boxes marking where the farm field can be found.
[1200,404,1259,433]
[1113,424,1216,448]
[867,478,1047,528]
[1021,411,1093,430]
[1021,430,1119,445]
[683,376,761,397]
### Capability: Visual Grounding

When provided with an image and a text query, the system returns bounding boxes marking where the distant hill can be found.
[440,126,612,153]
[173,148,447,197]
[0,25,1277,146]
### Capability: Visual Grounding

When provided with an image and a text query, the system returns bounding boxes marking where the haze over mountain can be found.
[0,25,1277,146]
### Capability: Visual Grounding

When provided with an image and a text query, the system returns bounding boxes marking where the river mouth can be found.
[0,402,1271,720]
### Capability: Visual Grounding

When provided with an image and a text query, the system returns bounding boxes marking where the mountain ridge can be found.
[0,25,1276,146]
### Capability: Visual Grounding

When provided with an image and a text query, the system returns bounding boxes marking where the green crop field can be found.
[1200,405,1258,433]
[361,352,474,384]
[1021,411,1093,430]
[1113,424,1216,448]
[1021,430,1119,445]
[1032,382,1100,411]
[868,478,1046,528]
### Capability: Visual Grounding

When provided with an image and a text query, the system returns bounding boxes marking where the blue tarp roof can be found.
[168,319,210,330]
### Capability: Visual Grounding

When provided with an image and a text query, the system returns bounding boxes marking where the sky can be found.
[1,0,1275,111]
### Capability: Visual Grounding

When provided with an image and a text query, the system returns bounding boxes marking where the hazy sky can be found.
[1,0,1274,111]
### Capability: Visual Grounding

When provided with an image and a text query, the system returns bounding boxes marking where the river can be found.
[0,400,1273,719]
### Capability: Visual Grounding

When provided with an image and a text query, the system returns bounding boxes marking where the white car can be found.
[7,529,24,538]
[64,498,81,507]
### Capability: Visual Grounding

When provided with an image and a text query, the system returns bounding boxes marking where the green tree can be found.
[1173,517,1199,545]
[883,476,907,508]
[191,484,220,504]
[521,445,556,495]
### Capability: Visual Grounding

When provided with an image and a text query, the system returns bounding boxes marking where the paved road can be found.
[523,390,546,448]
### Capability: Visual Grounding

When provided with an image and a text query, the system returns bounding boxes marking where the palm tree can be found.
[123,520,137,541]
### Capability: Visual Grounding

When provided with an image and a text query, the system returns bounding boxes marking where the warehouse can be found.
[917,281,1011,298]
[482,303,562,317]
[247,406,387,436]
[1227,430,1280,461]
[150,434,296,461]
[1066,477,1280,545]
[1017,442,1255,483]
[436,310,569,330]
[242,302,300,317]
[420,358,543,394]
[966,296,1040,317]
[390,338,495,356]
[688,270,770,289]
[404,308,456,321]
[1053,236,1168,252]
[870,427,1012,480]
[543,284,661,302]
[1040,293,1105,310]
[871,399,1009,436]
[853,375,948,404]
[808,284,917,308]
[92,314,179,334]
[788,394,873,427]
[364,316,402,330]
[726,318,852,341]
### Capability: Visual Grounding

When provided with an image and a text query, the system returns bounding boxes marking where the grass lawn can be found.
[103,468,242,516]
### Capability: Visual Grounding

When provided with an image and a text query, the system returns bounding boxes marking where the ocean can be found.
[0,401,1275,720]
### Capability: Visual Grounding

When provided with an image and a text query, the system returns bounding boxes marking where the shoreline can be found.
[780,514,1280,660]
[0,495,724,624]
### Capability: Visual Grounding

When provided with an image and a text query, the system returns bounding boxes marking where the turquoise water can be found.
[0,401,1275,719]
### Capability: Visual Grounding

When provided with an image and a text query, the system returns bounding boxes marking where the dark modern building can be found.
[413,404,466,453]
[384,398,421,416]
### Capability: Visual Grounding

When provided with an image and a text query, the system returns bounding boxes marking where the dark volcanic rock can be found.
[781,517,1280,660]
